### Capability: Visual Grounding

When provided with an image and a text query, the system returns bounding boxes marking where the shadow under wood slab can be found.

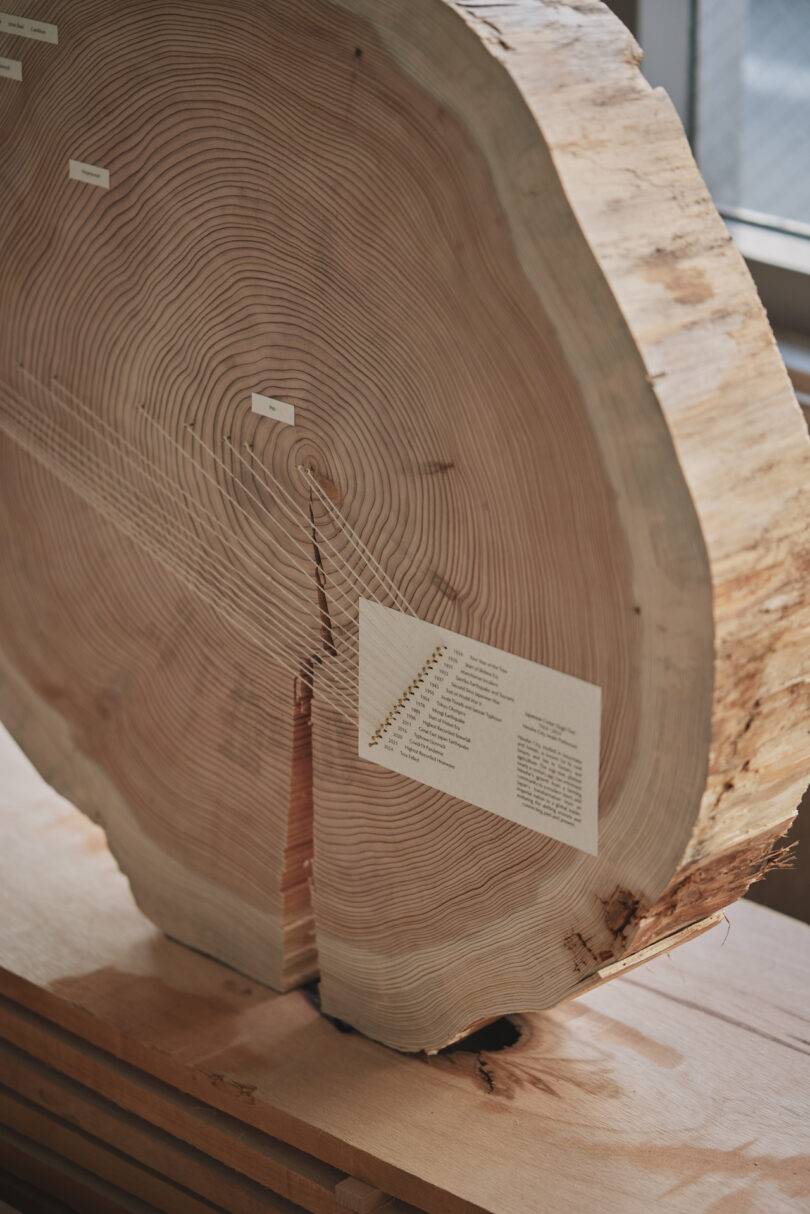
[1,0,809,1052]
[0,727,808,1214]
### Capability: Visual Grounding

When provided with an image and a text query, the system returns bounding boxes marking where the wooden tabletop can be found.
[0,724,808,1214]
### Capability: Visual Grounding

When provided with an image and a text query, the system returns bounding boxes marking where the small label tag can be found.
[0,13,57,43]
[69,159,110,189]
[359,600,602,855]
[0,55,21,80]
[251,392,294,426]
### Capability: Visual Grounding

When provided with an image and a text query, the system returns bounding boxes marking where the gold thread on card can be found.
[368,644,447,746]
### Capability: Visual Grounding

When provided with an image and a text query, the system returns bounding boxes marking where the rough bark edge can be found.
[630,822,796,951]
[443,0,810,954]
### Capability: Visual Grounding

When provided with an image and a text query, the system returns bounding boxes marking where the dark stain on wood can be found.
[205,1070,258,1101]
[425,1010,621,1101]
[475,1054,495,1093]
[431,571,460,601]
[640,248,714,306]
[600,886,641,940]
[584,1007,684,1069]
[564,931,600,973]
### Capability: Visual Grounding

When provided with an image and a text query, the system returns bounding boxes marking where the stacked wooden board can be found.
[1,727,808,1214]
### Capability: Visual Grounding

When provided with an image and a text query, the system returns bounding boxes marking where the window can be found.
[610,0,810,376]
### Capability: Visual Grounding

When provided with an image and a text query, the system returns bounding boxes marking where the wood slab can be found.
[2,0,810,1050]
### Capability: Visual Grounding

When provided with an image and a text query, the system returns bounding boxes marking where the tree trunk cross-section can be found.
[1,0,809,1051]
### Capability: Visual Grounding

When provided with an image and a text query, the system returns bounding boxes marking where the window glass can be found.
[695,0,810,230]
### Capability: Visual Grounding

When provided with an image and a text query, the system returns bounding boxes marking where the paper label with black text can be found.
[251,393,294,426]
[0,55,21,80]
[0,12,57,42]
[69,159,109,189]
[358,600,601,855]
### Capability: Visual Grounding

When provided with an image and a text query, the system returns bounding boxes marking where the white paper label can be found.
[0,55,21,79]
[0,12,57,42]
[358,600,601,855]
[69,159,109,189]
[251,392,294,426]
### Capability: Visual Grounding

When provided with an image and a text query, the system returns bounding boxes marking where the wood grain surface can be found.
[1,725,808,1214]
[1,0,809,1049]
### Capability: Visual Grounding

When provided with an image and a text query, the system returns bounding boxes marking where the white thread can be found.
[297,464,415,615]
[6,369,425,712]
[44,372,363,657]
[238,441,397,615]
[0,386,358,715]
[5,381,352,690]
[37,376,363,696]
[0,411,356,716]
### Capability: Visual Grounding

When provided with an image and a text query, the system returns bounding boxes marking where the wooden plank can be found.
[1,728,808,1213]
[334,1178,389,1212]
[0,1095,225,1214]
[0,1174,81,1214]
[0,1123,158,1214]
[0,1040,377,1214]
[0,1085,348,1214]
[0,999,346,1214]
[0,1017,411,1214]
